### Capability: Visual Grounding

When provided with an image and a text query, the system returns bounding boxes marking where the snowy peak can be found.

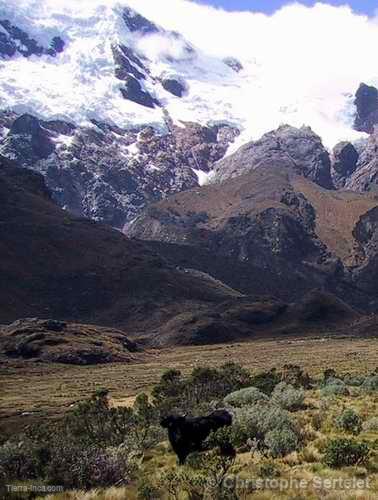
[122,6,159,35]
[0,0,245,133]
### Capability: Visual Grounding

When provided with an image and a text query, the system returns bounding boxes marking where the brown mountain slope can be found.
[144,290,360,347]
[0,158,242,335]
[127,166,378,311]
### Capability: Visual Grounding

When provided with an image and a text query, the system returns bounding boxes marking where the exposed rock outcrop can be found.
[0,19,64,58]
[127,165,378,311]
[161,77,187,97]
[0,112,239,228]
[123,6,159,34]
[354,83,378,134]
[0,319,140,365]
[120,75,159,108]
[1,114,55,163]
[112,44,147,81]
[213,125,334,189]
[331,141,359,188]
[223,57,243,73]
[343,132,378,193]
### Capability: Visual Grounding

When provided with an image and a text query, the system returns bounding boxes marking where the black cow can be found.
[160,409,233,464]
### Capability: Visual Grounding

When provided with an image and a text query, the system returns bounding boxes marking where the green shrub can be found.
[137,479,162,499]
[153,363,252,414]
[361,375,378,394]
[264,427,301,457]
[271,382,305,411]
[321,379,349,397]
[281,364,312,388]
[258,404,299,435]
[249,369,281,395]
[231,403,301,455]
[229,405,262,447]
[335,408,362,435]
[323,438,369,468]
[224,387,268,407]
[344,374,365,386]
[45,443,137,490]
[258,458,281,478]
[362,417,378,432]
[0,439,45,481]
[322,377,345,387]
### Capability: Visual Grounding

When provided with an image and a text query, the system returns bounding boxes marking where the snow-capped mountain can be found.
[1,0,377,145]
[1,0,378,228]
[0,0,246,133]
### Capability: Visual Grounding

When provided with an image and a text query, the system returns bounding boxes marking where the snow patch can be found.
[53,134,75,147]
[125,142,139,155]
[147,163,161,172]
[192,168,212,186]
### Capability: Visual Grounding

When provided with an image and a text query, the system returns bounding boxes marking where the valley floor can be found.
[1,335,378,437]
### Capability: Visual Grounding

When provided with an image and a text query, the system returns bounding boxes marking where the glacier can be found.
[1,0,378,148]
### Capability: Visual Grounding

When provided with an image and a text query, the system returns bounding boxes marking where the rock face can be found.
[354,83,378,134]
[112,44,148,81]
[340,132,378,193]
[0,112,239,228]
[0,319,141,365]
[0,19,64,58]
[0,158,244,336]
[223,57,243,73]
[123,6,159,35]
[161,77,187,97]
[331,141,359,188]
[213,125,334,189]
[120,75,159,108]
[127,164,378,312]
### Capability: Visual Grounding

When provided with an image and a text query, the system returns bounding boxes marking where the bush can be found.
[230,407,259,448]
[137,481,162,500]
[321,379,349,397]
[0,439,44,481]
[231,403,301,455]
[224,387,268,407]
[344,374,365,387]
[271,382,305,411]
[335,408,362,435]
[362,417,378,432]
[323,438,369,468]
[258,405,299,435]
[281,364,312,388]
[249,369,281,395]
[264,427,301,457]
[153,363,252,415]
[258,458,281,478]
[45,443,137,490]
[361,375,378,394]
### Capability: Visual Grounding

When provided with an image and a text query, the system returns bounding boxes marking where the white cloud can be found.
[0,0,377,147]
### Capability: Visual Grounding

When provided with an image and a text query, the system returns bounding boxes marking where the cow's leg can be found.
[178,451,187,465]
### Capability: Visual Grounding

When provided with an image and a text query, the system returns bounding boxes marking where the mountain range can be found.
[1,2,378,360]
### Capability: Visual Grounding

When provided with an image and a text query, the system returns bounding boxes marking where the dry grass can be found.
[1,337,377,500]
[1,336,377,436]
[294,177,378,266]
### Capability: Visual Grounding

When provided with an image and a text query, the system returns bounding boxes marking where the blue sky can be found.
[197,1,376,16]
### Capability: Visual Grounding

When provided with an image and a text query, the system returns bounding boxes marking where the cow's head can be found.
[160,415,186,429]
